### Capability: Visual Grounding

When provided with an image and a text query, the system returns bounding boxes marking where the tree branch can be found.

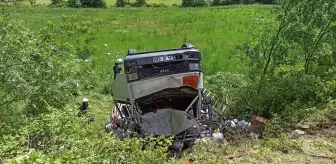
[304,19,332,74]
[261,0,292,77]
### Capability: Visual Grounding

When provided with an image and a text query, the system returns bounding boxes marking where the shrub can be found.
[29,0,36,5]
[145,3,168,7]
[1,107,172,163]
[115,0,130,7]
[255,0,277,4]
[212,0,232,5]
[50,0,67,7]
[132,0,147,7]
[80,0,106,8]
[68,0,81,7]
[182,0,211,7]
[231,0,254,4]
[205,72,250,118]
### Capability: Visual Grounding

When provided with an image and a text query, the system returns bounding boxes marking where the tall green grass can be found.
[33,0,183,6]
[5,5,273,80]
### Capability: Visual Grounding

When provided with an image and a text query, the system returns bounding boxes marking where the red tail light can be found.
[183,75,199,88]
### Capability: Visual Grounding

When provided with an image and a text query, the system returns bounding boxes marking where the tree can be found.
[0,12,99,117]
[115,0,129,7]
[133,0,147,7]
[280,0,336,75]
[234,0,336,120]
[212,0,232,5]
[182,0,211,7]
[79,0,106,8]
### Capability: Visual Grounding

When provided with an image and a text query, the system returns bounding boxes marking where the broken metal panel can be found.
[111,74,132,101]
[139,108,197,136]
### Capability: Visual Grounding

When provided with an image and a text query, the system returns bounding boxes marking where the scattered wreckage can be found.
[105,43,265,152]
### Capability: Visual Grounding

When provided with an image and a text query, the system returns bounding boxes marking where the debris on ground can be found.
[212,132,224,143]
[293,129,306,136]
[224,150,257,159]
[248,115,267,138]
[296,119,310,129]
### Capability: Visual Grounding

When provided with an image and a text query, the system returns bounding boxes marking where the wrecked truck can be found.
[106,43,225,151]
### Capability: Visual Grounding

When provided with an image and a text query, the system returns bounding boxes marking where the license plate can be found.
[153,55,175,62]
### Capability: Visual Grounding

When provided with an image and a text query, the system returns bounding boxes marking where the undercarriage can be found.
[105,87,220,151]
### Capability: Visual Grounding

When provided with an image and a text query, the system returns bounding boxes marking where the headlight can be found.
[127,72,139,81]
[189,63,199,70]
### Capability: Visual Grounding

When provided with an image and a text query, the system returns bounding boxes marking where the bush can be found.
[205,72,250,118]
[231,0,255,4]
[68,0,81,7]
[254,0,277,4]
[1,107,172,163]
[80,0,106,8]
[50,0,67,7]
[116,0,147,7]
[212,0,232,5]
[29,0,36,5]
[132,0,147,7]
[182,0,211,7]
[145,3,168,7]
[115,0,130,7]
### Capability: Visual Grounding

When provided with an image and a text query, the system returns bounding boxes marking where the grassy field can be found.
[1,4,336,163]
[26,0,182,6]
[5,5,273,79]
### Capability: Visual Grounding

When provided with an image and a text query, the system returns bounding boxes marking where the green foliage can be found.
[280,0,336,75]
[79,0,106,8]
[29,0,37,5]
[115,0,130,7]
[263,114,284,138]
[0,3,335,163]
[132,0,147,7]
[1,106,172,163]
[0,8,100,147]
[67,0,81,7]
[0,10,174,163]
[306,99,336,128]
[0,12,69,116]
[50,0,106,8]
[50,0,67,7]
[181,0,211,7]
[222,0,336,127]
[205,72,250,118]
[6,5,265,77]
[212,0,232,6]
[145,3,169,7]
[261,134,303,152]
[254,0,277,4]
[115,0,147,7]
[186,0,277,6]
